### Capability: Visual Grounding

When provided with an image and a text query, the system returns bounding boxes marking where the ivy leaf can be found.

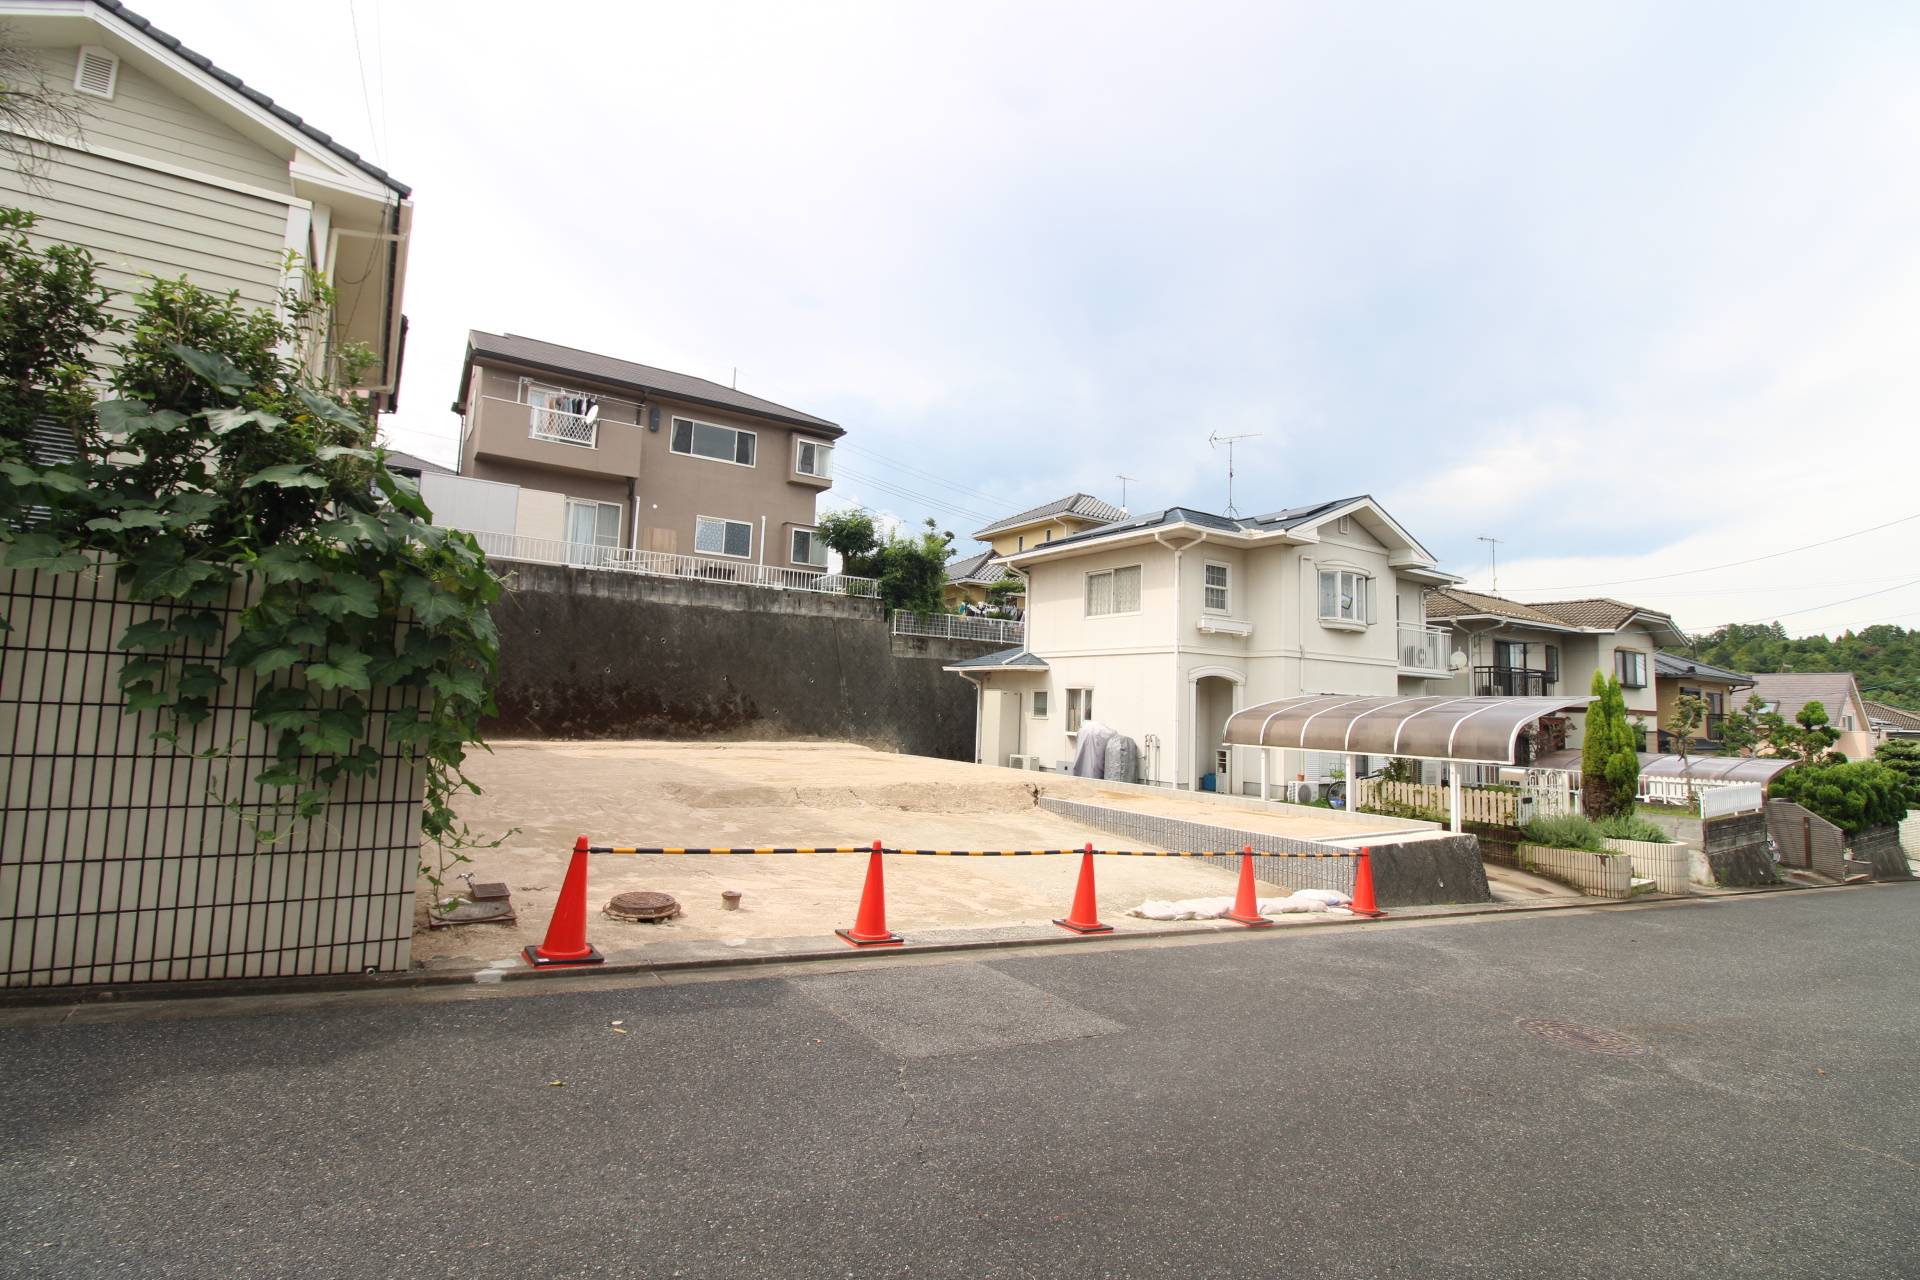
[285,616,331,647]
[252,544,324,585]
[169,695,211,725]
[0,461,39,484]
[294,385,361,429]
[364,643,416,686]
[299,699,367,755]
[161,491,224,528]
[252,685,313,732]
[166,343,254,390]
[398,575,466,627]
[173,611,224,647]
[117,657,166,690]
[253,761,303,790]
[93,399,152,439]
[125,539,223,600]
[335,742,384,778]
[311,573,380,620]
[4,533,89,574]
[26,469,85,494]
[427,666,486,706]
[372,466,431,521]
[241,464,327,491]
[330,509,392,552]
[203,407,285,435]
[116,618,182,651]
[403,631,451,666]
[306,647,372,691]
[86,510,168,532]
[175,664,226,697]
[123,683,171,712]
[385,706,431,743]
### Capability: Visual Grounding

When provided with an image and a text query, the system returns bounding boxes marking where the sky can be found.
[134,0,1920,639]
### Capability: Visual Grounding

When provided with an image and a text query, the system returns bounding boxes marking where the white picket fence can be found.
[1353,780,1516,825]
[1637,774,1763,812]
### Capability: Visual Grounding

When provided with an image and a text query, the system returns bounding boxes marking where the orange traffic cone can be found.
[1054,842,1114,934]
[524,835,605,967]
[1348,846,1387,917]
[1223,846,1274,927]
[836,841,903,947]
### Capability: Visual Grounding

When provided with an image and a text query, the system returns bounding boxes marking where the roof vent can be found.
[74,46,118,100]
[1337,515,1350,535]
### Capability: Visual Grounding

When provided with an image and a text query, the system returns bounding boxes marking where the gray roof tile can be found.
[972,493,1127,540]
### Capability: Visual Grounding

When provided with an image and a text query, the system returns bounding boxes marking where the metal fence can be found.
[0,565,422,986]
[464,531,881,598]
[891,610,1025,644]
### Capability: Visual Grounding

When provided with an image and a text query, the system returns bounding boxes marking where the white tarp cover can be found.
[1224,694,1596,765]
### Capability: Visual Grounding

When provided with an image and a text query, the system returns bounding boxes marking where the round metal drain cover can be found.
[606,891,680,921]
[1518,1019,1652,1057]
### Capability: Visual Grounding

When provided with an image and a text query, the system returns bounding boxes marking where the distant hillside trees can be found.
[1675,622,1920,710]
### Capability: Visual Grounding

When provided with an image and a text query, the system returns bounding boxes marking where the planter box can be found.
[1516,843,1632,900]
[1602,838,1689,894]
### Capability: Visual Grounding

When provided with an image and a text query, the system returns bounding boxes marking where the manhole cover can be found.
[606,891,680,922]
[1517,1019,1652,1057]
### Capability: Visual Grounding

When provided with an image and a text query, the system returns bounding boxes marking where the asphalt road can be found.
[1,887,1916,1279]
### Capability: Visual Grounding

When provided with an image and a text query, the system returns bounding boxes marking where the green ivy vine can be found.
[0,207,504,887]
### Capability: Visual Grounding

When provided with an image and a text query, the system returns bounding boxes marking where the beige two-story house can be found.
[1421,591,1683,756]
[944,496,1464,790]
[943,493,1127,608]
[448,332,843,572]
[1,0,411,408]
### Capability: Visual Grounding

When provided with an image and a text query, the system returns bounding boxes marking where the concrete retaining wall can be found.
[1036,796,1491,907]
[483,560,994,758]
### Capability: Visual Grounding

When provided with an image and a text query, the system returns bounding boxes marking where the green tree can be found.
[0,207,119,461]
[814,506,954,613]
[1872,739,1920,805]
[1716,693,1771,757]
[1666,691,1706,795]
[1769,759,1908,832]
[1582,671,1641,818]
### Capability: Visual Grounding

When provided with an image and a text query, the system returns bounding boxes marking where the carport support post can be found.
[1260,748,1270,802]
[1345,753,1358,811]
[1449,766,1463,833]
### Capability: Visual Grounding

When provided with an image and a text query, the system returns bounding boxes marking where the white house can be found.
[945,495,1465,794]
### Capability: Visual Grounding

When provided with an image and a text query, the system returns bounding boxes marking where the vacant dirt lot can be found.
[414,741,1324,964]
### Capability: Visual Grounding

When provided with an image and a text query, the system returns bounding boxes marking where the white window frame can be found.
[794,437,833,479]
[1317,567,1371,629]
[1084,564,1143,617]
[695,514,754,560]
[1203,561,1230,614]
[74,46,118,100]
[790,526,828,568]
[671,416,757,468]
[1065,688,1093,734]
[562,498,622,566]
[1032,690,1049,719]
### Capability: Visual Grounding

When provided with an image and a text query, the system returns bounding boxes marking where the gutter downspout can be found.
[1154,529,1205,790]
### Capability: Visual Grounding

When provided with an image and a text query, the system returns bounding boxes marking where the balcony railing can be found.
[1475,665,1550,697]
[528,403,597,448]
[463,530,880,597]
[1398,623,1449,676]
[892,610,1025,645]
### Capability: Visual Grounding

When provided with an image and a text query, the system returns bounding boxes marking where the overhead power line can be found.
[1716,576,1920,628]
[837,443,1024,513]
[1508,511,1920,593]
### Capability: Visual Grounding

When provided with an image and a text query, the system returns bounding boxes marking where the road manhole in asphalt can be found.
[1517,1019,1653,1057]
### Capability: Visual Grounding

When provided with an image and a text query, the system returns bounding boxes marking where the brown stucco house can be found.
[449,332,843,571]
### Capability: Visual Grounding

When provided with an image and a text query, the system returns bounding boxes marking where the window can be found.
[1032,691,1049,719]
[74,47,118,99]
[1493,640,1527,669]
[1706,692,1725,715]
[790,527,828,568]
[564,499,621,566]
[1017,535,1025,552]
[1843,714,1855,732]
[671,417,756,466]
[1066,688,1092,733]
[1616,649,1648,688]
[1544,644,1560,684]
[795,438,833,479]
[1318,570,1370,624]
[1085,565,1143,616]
[1204,563,1229,612]
[695,515,753,559]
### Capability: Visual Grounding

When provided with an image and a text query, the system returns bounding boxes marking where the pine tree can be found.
[1581,672,1640,818]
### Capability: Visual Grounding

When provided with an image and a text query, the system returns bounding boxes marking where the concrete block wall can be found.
[1604,838,1688,894]
[1515,844,1632,899]
[483,559,992,758]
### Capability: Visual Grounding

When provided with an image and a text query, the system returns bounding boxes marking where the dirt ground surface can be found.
[415,741,1307,966]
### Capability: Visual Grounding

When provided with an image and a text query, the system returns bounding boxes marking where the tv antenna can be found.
[1115,473,1139,511]
[1477,536,1503,595]
[1207,432,1260,517]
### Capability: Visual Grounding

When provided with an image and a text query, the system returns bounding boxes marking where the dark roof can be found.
[1655,652,1754,687]
[943,647,1049,672]
[1426,589,1682,639]
[1018,495,1393,556]
[972,493,1126,540]
[945,549,1011,585]
[93,1,410,197]
[1864,700,1920,732]
[383,449,453,477]
[461,331,841,436]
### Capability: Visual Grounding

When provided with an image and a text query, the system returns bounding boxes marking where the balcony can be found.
[1398,623,1449,676]
[1475,666,1550,697]
[467,395,641,478]
[528,402,597,448]
[465,531,880,598]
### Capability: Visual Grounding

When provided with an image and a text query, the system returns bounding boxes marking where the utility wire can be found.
[834,466,993,525]
[837,443,1024,511]
[346,0,383,166]
[1717,576,1920,628]
[1507,511,1920,593]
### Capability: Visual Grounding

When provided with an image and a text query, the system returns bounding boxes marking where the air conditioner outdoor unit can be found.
[1007,754,1041,771]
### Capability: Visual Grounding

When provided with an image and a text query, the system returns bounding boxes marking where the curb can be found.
[0,879,1885,1011]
